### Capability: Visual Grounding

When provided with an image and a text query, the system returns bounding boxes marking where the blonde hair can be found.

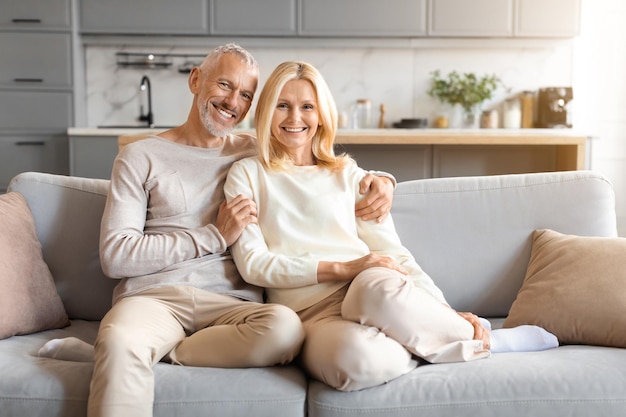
[255,61,348,171]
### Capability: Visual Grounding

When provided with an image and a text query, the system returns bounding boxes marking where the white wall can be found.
[573,0,626,236]
[84,40,575,129]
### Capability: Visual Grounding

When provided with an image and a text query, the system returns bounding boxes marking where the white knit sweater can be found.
[224,156,446,312]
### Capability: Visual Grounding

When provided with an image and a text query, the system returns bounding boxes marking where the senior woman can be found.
[223,61,557,392]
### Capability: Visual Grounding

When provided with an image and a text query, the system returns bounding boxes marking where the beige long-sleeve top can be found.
[99,135,263,304]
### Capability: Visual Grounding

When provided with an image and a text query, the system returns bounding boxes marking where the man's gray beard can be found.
[200,105,235,137]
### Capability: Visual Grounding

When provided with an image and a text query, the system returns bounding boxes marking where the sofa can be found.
[2,169,626,417]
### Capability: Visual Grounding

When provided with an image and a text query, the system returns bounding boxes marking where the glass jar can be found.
[354,99,372,129]
[480,109,499,129]
[503,97,522,129]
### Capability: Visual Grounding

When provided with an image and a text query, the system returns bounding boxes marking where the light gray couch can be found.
[2,170,626,417]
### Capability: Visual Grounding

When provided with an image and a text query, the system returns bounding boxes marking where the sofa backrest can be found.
[8,172,115,321]
[391,170,617,318]
[7,170,618,321]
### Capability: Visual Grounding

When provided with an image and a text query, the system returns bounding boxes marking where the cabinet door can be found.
[211,0,296,35]
[69,135,120,179]
[432,145,556,177]
[0,134,69,192]
[79,0,209,35]
[0,0,71,30]
[515,0,581,37]
[428,0,514,37]
[0,33,72,88]
[0,91,73,131]
[300,0,427,37]
[336,144,432,181]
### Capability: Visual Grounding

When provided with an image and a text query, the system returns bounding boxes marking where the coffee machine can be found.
[537,87,573,128]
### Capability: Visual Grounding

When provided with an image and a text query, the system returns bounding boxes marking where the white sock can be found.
[478,318,558,353]
[490,325,559,353]
[38,337,94,362]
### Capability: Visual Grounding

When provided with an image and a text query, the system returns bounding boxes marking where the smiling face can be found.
[270,79,320,165]
[194,53,258,137]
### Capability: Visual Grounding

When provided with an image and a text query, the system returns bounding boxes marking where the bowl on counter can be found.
[392,118,428,129]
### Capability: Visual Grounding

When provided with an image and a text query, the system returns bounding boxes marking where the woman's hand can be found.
[355,174,394,223]
[458,312,491,350]
[215,194,258,246]
[317,253,408,283]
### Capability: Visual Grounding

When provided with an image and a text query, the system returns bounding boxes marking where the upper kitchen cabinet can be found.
[299,0,427,37]
[428,0,580,38]
[428,0,514,37]
[0,0,72,192]
[515,0,581,37]
[0,0,71,30]
[0,32,72,88]
[211,0,296,36]
[79,0,209,35]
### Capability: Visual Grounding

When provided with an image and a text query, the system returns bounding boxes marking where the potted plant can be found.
[428,70,501,128]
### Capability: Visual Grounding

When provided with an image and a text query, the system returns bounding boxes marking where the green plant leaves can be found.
[427,70,501,113]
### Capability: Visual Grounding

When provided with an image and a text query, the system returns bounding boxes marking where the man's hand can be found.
[215,194,257,246]
[355,173,394,223]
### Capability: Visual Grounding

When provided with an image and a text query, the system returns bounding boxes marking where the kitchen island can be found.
[68,127,589,181]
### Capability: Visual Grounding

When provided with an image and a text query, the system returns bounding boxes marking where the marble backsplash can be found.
[84,40,575,129]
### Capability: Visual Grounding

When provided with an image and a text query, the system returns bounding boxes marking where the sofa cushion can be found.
[307,346,626,417]
[504,229,626,348]
[0,192,68,339]
[7,172,117,321]
[0,320,307,417]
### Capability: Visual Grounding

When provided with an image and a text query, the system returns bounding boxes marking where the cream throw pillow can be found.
[504,228,626,348]
[0,192,68,339]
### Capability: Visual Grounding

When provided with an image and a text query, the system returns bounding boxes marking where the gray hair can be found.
[200,43,258,71]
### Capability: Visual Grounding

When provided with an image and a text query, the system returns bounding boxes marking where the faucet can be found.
[138,75,153,127]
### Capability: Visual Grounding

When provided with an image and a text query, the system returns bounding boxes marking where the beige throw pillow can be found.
[504,228,626,348]
[0,192,68,339]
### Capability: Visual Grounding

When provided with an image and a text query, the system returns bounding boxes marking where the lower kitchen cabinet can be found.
[69,135,120,179]
[0,133,68,192]
[337,145,432,181]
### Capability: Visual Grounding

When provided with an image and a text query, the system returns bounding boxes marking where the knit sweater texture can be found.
[100,135,263,304]
[224,156,446,312]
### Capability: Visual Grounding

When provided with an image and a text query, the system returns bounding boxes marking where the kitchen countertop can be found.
[68,127,590,144]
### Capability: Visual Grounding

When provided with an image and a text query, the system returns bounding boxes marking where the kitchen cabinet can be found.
[0,134,69,192]
[0,33,72,88]
[211,0,296,36]
[0,0,71,30]
[69,135,120,180]
[79,0,209,35]
[68,128,587,182]
[428,0,514,37]
[515,0,581,37]
[0,92,73,130]
[299,0,427,37]
[0,0,72,193]
[428,0,580,38]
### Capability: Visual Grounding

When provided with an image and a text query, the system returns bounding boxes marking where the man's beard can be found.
[199,102,236,137]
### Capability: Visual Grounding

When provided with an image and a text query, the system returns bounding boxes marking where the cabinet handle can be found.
[15,141,45,146]
[13,78,44,83]
[11,18,42,23]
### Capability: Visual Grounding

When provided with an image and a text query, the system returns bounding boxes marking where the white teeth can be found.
[284,127,304,132]
[217,108,234,118]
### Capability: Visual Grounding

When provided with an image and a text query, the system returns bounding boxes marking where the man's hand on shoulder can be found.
[355,173,394,223]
